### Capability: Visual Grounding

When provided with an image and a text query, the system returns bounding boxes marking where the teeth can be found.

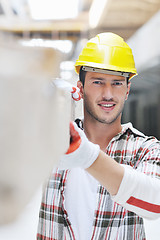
[101,104,114,107]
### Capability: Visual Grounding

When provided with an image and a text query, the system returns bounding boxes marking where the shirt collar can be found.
[75,118,145,140]
[113,122,145,142]
[122,122,144,136]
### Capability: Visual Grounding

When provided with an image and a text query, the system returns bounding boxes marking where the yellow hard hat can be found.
[75,32,137,80]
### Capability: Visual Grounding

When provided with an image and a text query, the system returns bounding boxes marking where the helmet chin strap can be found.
[82,66,130,78]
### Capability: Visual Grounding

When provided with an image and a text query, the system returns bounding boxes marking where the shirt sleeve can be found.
[112,139,160,220]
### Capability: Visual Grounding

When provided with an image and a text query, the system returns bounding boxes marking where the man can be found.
[37,32,160,240]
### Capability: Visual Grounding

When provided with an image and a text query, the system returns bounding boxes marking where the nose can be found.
[102,83,113,100]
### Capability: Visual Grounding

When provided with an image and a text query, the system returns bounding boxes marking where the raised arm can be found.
[58,121,160,219]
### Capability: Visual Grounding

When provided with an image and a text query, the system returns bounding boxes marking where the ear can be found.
[77,81,84,99]
[125,82,131,100]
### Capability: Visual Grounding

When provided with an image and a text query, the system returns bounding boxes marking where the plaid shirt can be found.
[37,122,160,240]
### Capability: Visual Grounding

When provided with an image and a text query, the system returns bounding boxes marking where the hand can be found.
[58,122,100,170]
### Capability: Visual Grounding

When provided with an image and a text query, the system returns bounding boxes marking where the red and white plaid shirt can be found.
[37,122,160,240]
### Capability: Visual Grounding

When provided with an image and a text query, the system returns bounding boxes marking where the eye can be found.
[112,81,123,86]
[93,81,103,85]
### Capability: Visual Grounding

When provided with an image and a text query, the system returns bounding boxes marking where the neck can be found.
[83,116,122,152]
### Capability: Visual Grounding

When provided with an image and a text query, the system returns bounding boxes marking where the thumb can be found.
[66,122,82,154]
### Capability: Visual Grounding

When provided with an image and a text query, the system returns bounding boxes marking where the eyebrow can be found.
[90,77,126,81]
[113,79,126,82]
[90,77,106,81]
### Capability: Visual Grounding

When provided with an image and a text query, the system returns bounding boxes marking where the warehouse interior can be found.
[0,0,160,239]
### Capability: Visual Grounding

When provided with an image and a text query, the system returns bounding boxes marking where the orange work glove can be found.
[58,122,100,170]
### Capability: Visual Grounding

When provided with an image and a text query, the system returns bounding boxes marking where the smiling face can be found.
[77,71,131,125]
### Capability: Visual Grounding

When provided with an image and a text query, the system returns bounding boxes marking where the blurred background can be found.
[0,0,160,239]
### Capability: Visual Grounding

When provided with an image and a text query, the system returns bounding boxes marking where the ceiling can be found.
[0,0,160,41]
[92,0,160,40]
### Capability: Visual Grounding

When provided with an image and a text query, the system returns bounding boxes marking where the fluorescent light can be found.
[20,39,73,54]
[89,0,108,28]
[28,0,79,20]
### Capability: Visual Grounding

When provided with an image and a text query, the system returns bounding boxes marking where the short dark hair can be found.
[79,66,129,86]
[79,67,87,87]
